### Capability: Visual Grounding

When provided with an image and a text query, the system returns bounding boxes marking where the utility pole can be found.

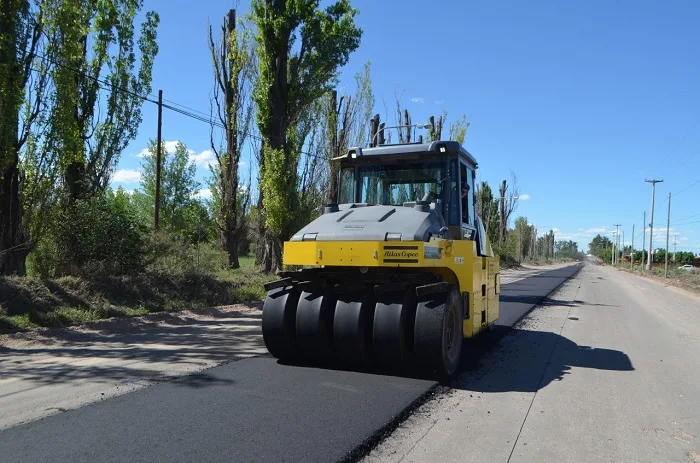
[665,192,671,278]
[645,179,663,271]
[622,230,625,263]
[631,225,635,270]
[673,234,679,264]
[613,224,621,265]
[155,89,163,230]
[642,211,646,267]
[611,231,616,265]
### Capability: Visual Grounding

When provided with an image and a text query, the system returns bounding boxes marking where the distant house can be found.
[694,255,700,267]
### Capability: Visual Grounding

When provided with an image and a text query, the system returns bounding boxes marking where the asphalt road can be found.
[364,263,700,463]
[0,264,580,463]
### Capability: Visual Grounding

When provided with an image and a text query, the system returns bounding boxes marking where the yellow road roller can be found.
[262,140,500,377]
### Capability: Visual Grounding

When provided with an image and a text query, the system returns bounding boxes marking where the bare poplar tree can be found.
[208,9,256,268]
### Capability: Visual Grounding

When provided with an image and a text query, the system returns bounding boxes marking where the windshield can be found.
[357,162,446,206]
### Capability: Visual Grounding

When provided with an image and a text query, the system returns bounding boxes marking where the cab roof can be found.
[343,141,478,168]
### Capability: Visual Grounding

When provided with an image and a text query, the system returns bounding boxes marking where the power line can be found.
[672,211,700,224]
[673,177,700,197]
[662,118,700,164]
[672,219,700,227]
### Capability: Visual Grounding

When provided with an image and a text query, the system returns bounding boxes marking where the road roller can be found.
[261,140,500,378]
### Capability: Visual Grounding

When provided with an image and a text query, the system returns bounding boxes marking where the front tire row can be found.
[262,284,464,379]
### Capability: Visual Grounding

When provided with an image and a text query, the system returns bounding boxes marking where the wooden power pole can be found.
[155,89,163,230]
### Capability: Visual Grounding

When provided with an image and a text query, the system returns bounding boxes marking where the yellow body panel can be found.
[283,238,500,338]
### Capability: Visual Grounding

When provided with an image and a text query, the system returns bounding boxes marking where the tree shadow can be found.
[0,312,265,390]
[449,326,633,393]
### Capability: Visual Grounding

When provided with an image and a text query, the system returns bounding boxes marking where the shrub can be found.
[36,192,147,276]
[146,230,228,275]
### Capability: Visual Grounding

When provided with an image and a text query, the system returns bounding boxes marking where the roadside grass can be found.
[0,255,270,333]
[616,265,700,296]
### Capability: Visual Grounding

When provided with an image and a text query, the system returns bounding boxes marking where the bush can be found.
[31,192,147,277]
[146,230,228,275]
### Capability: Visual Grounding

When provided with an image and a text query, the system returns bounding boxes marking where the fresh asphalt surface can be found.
[0,265,580,463]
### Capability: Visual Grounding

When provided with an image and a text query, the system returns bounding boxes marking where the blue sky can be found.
[112,0,700,253]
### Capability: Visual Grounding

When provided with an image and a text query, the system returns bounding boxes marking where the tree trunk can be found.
[224,228,240,269]
[499,180,507,244]
[259,228,282,273]
[0,162,27,275]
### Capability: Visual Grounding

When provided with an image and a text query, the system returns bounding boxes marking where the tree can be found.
[588,234,613,258]
[47,0,159,199]
[251,0,362,272]
[475,181,498,246]
[324,61,374,205]
[449,114,469,144]
[513,216,532,262]
[135,140,201,237]
[555,240,581,260]
[208,9,256,269]
[0,1,57,275]
[498,172,519,244]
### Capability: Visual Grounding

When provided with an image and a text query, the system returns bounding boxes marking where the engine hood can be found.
[289,203,447,242]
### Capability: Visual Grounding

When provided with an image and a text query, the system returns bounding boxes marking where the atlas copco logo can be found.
[383,250,419,259]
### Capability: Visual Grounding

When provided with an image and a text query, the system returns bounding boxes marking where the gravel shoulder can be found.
[362,264,700,463]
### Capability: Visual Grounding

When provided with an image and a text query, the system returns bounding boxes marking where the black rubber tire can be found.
[372,290,417,368]
[414,287,463,378]
[333,290,375,365]
[262,286,301,362]
[296,289,336,362]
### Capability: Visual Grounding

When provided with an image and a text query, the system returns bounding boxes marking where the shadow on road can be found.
[0,311,264,389]
[499,294,619,308]
[451,326,633,393]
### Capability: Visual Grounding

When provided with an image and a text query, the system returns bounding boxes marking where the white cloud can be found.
[135,140,194,158]
[434,99,444,105]
[410,97,425,104]
[194,188,212,199]
[113,169,141,183]
[519,194,531,200]
[190,149,216,168]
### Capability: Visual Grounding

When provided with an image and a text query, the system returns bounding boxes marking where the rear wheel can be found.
[262,286,301,362]
[414,287,463,378]
[372,290,417,369]
[333,290,375,365]
[296,289,336,362]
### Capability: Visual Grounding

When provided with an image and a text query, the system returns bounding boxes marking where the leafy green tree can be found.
[134,140,203,239]
[588,234,613,258]
[46,0,159,198]
[476,181,498,246]
[251,0,362,272]
[513,216,532,262]
[449,114,469,144]
[555,240,581,260]
[0,1,56,275]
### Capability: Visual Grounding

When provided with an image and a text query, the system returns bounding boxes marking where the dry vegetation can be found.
[0,257,268,333]
[617,266,700,297]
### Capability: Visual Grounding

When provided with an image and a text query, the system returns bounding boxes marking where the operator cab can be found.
[338,141,489,256]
